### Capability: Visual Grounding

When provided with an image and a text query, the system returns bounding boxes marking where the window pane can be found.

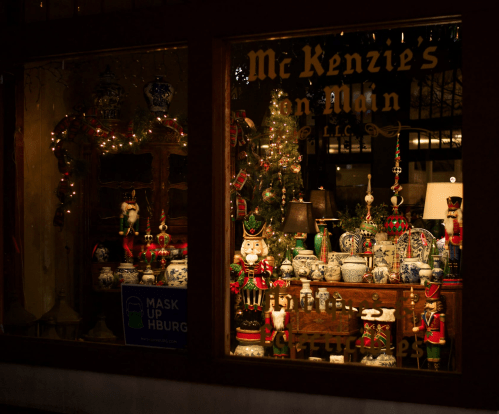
[228,23,462,371]
[10,47,189,349]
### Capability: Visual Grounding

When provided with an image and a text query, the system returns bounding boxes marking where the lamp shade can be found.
[309,188,337,219]
[282,202,317,234]
[422,182,463,220]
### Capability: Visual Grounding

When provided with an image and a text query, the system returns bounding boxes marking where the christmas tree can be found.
[231,89,304,270]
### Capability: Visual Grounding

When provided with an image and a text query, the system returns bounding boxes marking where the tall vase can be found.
[166,259,188,288]
[314,223,331,258]
[431,255,444,283]
[315,287,330,311]
[300,279,314,310]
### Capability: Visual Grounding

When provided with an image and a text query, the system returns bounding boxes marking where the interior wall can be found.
[0,363,494,414]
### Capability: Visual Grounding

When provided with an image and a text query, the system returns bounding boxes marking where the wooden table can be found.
[286,281,462,370]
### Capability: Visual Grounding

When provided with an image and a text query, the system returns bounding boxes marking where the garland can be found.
[50,109,187,229]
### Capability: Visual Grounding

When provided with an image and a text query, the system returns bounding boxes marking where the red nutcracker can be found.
[119,190,139,262]
[444,196,463,277]
[265,286,292,358]
[412,281,446,371]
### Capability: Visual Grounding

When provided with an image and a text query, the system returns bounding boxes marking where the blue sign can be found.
[121,284,187,349]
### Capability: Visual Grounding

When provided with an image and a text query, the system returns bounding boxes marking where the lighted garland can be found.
[50,110,187,229]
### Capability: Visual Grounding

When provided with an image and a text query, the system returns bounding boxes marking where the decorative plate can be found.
[397,228,435,264]
[339,231,363,253]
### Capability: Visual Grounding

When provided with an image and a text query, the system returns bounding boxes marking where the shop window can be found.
[228,23,463,372]
[3,47,189,349]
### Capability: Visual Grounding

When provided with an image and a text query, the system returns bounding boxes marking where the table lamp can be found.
[422,181,463,238]
[282,201,318,257]
[309,187,337,262]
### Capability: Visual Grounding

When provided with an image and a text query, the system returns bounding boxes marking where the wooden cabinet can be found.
[287,281,462,370]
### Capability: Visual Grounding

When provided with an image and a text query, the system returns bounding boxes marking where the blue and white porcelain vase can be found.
[400,257,423,284]
[419,263,433,285]
[431,255,444,283]
[94,244,109,262]
[143,76,175,115]
[292,250,318,279]
[280,258,294,280]
[325,259,341,282]
[98,267,114,288]
[373,265,389,284]
[299,279,314,310]
[341,256,368,283]
[141,269,156,285]
[92,66,126,120]
[166,259,188,288]
[115,263,139,284]
[315,287,330,311]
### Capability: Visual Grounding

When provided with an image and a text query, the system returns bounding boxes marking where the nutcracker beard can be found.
[272,308,286,331]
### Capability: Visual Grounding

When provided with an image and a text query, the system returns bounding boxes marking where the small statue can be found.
[412,281,446,371]
[119,190,139,262]
[230,210,273,331]
[265,286,292,358]
[444,196,463,277]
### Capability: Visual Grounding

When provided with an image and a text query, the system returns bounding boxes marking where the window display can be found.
[228,23,462,371]
[3,47,189,348]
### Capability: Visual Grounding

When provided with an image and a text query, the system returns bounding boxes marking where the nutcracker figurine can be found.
[265,286,292,358]
[230,210,273,334]
[444,196,463,277]
[119,190,139,262]
[412,281,446,371]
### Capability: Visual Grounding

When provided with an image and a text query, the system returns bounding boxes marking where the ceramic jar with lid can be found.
[292,250,318,278]
[419,263,433,285]
[166,259,188,288]
[141,269,156,285]
[280,258,294,280]
[98,267,114,288]
[325,259,341,282]
[341,255,368,283]
[400,257,423,284]
[116,263,139,284]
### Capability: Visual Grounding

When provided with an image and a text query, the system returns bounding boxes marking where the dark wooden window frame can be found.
[0,2,497,411]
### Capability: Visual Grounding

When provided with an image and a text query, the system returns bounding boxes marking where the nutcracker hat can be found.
[424,280,442,301]
[447,196,462,211]
[242,211,267,240]
[124,189,137,204]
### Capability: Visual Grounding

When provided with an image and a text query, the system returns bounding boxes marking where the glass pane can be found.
[228,23,462,372]
[10,47,189,350]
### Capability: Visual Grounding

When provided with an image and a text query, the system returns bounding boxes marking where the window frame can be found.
[0,2,497,410]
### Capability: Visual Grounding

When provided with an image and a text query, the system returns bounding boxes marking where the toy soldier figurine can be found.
[412,281,446,371]
[119,190,139,262]
[444,196,463,277]
[265,285,292,358]
[230,210,273,332]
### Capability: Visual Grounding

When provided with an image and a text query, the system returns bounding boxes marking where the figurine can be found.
[119,190,139,262]
[265,286,292,358]
[230,210,273,331]
[140,217,156,285]
[412,281,446,371]
[444,196,463,277]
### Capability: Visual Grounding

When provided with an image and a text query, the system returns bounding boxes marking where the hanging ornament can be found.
[263,162,270,172]
[279,156,289,167]
[263,218,274,238]
[290,163,301,173]
[262,186,278,204]
[237,151,247,160]
[278,171,283,185]
[235,195,247,220]
[232,169,248,192]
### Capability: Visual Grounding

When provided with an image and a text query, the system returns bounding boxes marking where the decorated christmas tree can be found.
[231,89,304,270]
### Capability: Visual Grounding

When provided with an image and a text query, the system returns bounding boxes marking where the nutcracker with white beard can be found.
[230,210,273,337]
[265,286,292,358]
[119,190,140,263]
[444,196,462,277]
